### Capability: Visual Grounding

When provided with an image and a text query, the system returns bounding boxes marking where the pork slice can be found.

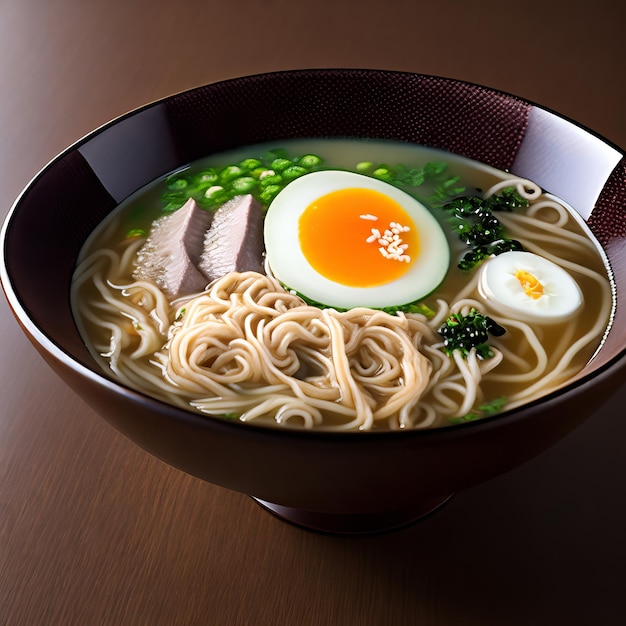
[133,197,213,299]
[197,194,265,282]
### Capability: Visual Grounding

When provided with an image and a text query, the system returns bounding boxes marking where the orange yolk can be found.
[515,269,545,300]
[298,187,419,288]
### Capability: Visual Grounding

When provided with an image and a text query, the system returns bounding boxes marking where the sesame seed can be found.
[364,219,412,264]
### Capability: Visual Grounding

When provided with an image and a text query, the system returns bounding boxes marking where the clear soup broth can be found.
[71,139,614,431]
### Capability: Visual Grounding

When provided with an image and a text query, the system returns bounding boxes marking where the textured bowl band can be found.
[164,69,532,172]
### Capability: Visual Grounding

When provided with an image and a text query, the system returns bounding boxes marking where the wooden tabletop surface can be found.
[1,1,625,624]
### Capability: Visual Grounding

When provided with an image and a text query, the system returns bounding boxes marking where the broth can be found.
[71,138,613,430]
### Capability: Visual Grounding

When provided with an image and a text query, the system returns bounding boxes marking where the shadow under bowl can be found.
[2,69,626,534]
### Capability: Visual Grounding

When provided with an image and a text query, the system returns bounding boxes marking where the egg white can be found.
[263,170,450,309]
[478,250,583,323]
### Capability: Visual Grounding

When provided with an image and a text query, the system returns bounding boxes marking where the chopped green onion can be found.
[229,177,257,193]
[192,169,218,185]
[238,158,263,172]
[282,165,308,181]
[298,154,322,168]
[270,157,292,172]
[219,165,243,183]
[259,184,282,204]
[165,176,189,190]
[259,174,282,187]
[372,167,392,181]
[204,185,224,198]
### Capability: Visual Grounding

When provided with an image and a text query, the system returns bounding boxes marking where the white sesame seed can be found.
[364,219,412,263]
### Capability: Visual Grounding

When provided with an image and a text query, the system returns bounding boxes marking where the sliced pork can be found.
[133,197,213,299]
[198,194,265,283]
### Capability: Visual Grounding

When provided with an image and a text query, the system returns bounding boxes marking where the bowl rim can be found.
[2,67,625,440]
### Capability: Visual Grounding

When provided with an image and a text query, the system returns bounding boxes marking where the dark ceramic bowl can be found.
[2,69,626,534]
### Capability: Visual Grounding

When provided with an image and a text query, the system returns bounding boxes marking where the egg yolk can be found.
[298,187,419,288]
[515,269,545,300]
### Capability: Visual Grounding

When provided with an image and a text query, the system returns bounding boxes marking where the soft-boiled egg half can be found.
[479,250,583,323]
[263,170,450,309]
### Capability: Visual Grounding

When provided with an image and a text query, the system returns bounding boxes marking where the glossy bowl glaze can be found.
[2,70,626,534]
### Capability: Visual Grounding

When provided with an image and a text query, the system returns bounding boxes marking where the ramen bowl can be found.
[2,69,626,534]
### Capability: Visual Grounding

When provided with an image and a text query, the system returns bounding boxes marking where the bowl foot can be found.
[252,494,454,535]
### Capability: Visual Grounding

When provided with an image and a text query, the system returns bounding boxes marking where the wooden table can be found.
[1,1,625,624]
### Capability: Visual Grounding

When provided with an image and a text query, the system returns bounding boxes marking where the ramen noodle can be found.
[71,139,613,431]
